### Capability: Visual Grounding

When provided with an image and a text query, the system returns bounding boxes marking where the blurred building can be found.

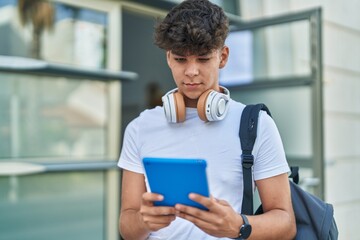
[0,0,358,239]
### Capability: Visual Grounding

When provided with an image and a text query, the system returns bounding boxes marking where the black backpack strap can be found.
[289,166,299,184]
[240,104,271,215]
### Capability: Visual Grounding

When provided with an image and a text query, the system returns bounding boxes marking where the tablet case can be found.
[143,157,209,210]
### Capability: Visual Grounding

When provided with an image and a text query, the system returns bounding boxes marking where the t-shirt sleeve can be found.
[117,117,144,174]
[253,111,290,181]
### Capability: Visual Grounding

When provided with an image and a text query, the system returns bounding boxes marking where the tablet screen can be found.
[143,157,210,210]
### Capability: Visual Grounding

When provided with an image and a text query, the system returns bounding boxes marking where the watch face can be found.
[241,224,252,238]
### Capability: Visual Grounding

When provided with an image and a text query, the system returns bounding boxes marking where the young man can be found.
[118,0,296,239]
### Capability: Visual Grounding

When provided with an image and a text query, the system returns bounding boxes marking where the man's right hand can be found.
[139,192,177,232]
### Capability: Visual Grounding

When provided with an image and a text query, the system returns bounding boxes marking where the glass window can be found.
[0,172,105,240]
[220,20,310,86]
[0,73,108,160]
[0,1,121,240]
[210,0,239,14]
[0,0,107,68]
[230,86,313,160]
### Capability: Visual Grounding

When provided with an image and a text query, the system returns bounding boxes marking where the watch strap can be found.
[241,214,252,239]
[241,214,249,225]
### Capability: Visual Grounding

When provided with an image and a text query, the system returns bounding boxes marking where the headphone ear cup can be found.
[162,89,186,123]
[197,87,230,122]
[197,89,213,121]
[173,92,186,122]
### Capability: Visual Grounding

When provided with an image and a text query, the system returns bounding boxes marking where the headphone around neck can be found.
[162,86,230,123]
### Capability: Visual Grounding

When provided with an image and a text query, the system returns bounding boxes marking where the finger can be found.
[141,208,177,232]
[176,209,216,232]
[141,205,177,216]
[216,199,230,206]
[175,203,212,223]
[209,195,226,203]
[188,193,221,212]
[192,193,231,209]
[143,213,176,225]
[146,222,174,232]
[142,192,164,204]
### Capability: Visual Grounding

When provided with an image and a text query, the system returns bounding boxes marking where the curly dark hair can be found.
[154,0,229,55]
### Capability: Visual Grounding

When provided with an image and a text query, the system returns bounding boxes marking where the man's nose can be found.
[184,63,199,77]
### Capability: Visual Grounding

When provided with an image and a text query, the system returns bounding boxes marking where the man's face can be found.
[166,47,229,107]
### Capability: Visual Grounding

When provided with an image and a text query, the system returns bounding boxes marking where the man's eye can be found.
[174,58,186,62]
[199,58,210,62]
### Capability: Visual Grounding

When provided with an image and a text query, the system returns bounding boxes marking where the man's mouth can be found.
[184,83,200,86]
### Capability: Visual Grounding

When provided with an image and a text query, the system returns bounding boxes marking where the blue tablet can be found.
[143,157,210,210]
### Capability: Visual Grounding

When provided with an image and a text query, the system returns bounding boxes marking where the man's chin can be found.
[183,92,201,101]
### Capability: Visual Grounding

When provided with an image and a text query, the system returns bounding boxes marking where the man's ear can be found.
[219,46,229,69]
[166,51,172,67]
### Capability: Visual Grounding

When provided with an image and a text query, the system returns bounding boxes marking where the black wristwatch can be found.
[233,214,252,239]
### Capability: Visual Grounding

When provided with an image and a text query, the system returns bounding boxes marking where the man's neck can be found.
[184,96,198,108]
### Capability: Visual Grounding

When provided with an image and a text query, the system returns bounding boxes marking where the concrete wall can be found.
[240,0,360,239]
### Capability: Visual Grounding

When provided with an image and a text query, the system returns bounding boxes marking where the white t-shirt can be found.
[118,99,289,240]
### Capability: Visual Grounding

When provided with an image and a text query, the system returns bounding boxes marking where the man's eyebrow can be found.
[198,50,215,56]
[170,50,212,57]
